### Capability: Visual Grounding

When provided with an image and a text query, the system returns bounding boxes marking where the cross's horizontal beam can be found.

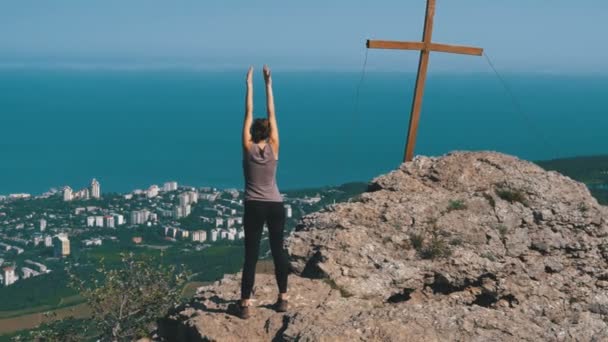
[367,40,483,56]
[367,40,425,51]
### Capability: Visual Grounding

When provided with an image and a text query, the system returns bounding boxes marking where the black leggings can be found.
[241,200,289,299]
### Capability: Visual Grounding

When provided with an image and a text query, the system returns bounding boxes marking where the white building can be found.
[53,235,70,257]
[74,188,90,200]
[86,216,95,227]
[284,204,292,218]
[188,191,198,204]
[0,242,11,251]
[105,216,115,228]
[173,206,184,219]
[227,232,236,241]
[216,218,224,228]
[163,181,178,192]
[9,193,31,199]
[91,179,101,199]
[32,235,44,246]
[159,209,173,218]
[63,186,73,201]
[192,230,207,242]
[95,216,104,228]
[237,229,245,240]
[147,185,159,198]
[82,238,102,247]
[225,189,239,198]
[3,266,18,286]
[130,210,151,225]
[179,193,190,207]
[174,205,191,219]
[115,214,125,226]
[25,260,48,273]
[21,267,40,279]
[44,235,53,247]
[39,219,47,232]
[210,229,219,242]
[149,212,158,222]
[220,230,228,240]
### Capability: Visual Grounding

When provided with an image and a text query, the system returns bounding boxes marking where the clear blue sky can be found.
[1,0,606,72]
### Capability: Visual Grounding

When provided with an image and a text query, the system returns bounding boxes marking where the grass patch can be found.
[418,227,452,260]
[481,252,497,262]
[447,200,467,212]
[409,233,425,251]
[420,236,452,260]
[449,238,463,246]
[409,221,452,260]
[495,188,527,205]
[496,225,508,238]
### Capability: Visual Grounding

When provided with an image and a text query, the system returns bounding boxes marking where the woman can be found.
[238,65,289,319]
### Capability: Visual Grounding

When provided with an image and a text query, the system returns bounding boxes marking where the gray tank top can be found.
[243,144,282,202]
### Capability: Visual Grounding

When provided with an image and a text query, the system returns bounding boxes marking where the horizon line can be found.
[0,62,606,75]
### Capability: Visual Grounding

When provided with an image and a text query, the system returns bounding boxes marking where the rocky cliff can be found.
[159,152,608,341]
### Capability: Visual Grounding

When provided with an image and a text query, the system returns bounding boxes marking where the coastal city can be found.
[0,179,331,288]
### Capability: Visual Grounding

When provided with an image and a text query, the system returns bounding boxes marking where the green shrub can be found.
[481,252,496,262]
[409,233,425,251]
[420,237,451,260]
[419,229,452,260]
[495,188,527,205]
[496,225,508,238]
[447,200,467,212]
[449,238,463,246]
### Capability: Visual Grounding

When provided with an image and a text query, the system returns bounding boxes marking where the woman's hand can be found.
[263,65,272,85]
[246,66,254,86]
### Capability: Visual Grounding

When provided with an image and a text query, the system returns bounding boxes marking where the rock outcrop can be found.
[160,152,608,341]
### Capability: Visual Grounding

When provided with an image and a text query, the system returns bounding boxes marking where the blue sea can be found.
[0,69,606,194]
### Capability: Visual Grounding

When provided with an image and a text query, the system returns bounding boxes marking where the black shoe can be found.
[237,303,251,319]
[274,299,288,313]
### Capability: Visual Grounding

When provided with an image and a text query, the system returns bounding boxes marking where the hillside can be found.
[537,155,608,204]
[159,151,608,341]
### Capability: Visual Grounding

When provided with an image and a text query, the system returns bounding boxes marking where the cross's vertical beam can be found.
[404,0,436,162]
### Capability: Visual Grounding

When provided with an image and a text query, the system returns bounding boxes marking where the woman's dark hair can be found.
[251,118,271,143]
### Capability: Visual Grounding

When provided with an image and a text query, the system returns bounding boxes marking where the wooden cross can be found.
[367,0,483,162]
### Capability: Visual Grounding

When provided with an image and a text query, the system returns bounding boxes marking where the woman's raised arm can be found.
[263,65,279,155]
[243,66,254,151]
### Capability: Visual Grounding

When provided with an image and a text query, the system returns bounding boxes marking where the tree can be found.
[65,252,189,341]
